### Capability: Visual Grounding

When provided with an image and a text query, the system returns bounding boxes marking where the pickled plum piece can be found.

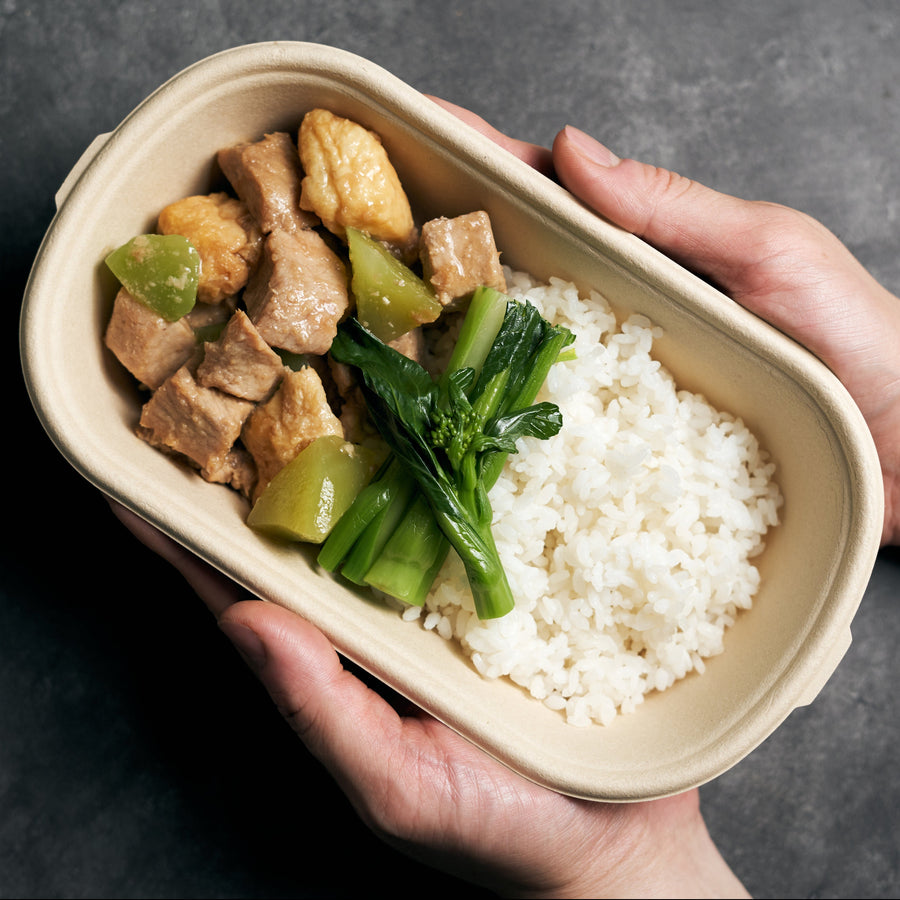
[247,434,379,543]
[105,233,200,321]
[346,226,441,343]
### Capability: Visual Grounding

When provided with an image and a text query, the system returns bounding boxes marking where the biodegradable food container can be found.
[20,41,884,801]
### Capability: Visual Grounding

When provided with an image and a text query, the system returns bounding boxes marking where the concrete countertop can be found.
[4,2,898,897]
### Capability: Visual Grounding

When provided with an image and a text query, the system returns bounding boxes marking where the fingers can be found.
[550,124,899,332]
[216,599,411,812]
[106,498,248,617]
[427,95,748,282]
[425,95,555,176]
[551,125,890,328]
[107,493,451,821]
[550,125,900,546]
[215,599,550,848]
[425,100,756,297]
[214,599,605,895]
[551,125,765,289]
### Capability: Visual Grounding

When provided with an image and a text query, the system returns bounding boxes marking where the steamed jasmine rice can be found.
[400,269,783,727]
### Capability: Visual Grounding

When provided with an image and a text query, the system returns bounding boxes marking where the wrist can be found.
[609,800,749,900]
[520,791,749,900]
[882,465,900,547]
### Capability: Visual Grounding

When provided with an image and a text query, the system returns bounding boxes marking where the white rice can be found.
[402,270,783,726]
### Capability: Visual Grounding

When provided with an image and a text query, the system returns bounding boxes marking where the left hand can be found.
[109,500,746,899]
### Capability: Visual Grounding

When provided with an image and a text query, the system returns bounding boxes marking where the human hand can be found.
[100,104,756,893]
[110,100,900,899]
[109,501,748,899]
[430,98,900,547]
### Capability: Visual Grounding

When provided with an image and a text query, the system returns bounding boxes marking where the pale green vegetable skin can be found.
[247,435,378,542]
[105,233,201,321]
[346,226,442,342]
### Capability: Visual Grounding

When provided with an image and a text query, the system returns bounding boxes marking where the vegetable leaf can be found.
[329,298,573,619]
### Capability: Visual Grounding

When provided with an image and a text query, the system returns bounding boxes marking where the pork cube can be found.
[241,366,343,499]
[389,327,427,366]
[137,364,255,489]
[324,355,371,446]
[157,192,263,304]
[217,132,320,235]
[219,445,258,500]
[104,287,198,390]
[419,211,507,307]
[243,227,349,356]
[185,294,237,332]
[196,309,284,402]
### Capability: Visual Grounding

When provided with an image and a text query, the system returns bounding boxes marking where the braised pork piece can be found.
[104,109,506,508]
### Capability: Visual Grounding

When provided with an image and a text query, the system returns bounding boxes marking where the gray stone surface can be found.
[4,1,898,897]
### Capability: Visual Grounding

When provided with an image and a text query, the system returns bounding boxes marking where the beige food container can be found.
[19,42,884,801]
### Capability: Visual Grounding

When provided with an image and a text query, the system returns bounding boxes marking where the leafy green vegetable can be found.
[317,456,407,574]
[327,292,573,619]
[363,494,450,602]
[317,285,508,603]
[334,462,417,585]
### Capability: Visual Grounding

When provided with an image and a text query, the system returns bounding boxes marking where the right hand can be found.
[431,98,900,547]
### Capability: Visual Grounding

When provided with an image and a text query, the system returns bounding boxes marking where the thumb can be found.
[552,125,767,291]
[216,600,404,801]
[553,124,900,548]
[214,599,516,849]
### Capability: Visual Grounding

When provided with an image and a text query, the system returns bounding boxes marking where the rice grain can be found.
[404,270,783,726]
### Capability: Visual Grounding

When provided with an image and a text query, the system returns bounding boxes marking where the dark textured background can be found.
[4,2,899,897]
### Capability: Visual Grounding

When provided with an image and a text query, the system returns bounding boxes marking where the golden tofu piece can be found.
[241,366,344,500]
[298,109,417,260]
[158,192,263,304]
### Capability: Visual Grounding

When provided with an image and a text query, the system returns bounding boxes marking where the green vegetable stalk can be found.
[318,285,509,598]
[325,288,573,620]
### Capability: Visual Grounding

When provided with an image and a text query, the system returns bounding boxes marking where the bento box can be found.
[19,41,884,801]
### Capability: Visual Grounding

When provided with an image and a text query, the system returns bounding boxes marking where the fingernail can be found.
[563,125,621,167]
[219,620,267,673]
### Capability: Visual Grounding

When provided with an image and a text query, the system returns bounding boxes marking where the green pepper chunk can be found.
[247,435,380,544]
[105,233,200,322]
[347,226,442,342]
